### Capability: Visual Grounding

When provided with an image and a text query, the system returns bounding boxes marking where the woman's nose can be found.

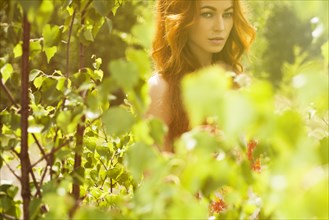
[213,16,225,31]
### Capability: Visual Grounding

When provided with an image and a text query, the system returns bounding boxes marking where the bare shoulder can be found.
[148,73,168,94]
[147,73,171,124]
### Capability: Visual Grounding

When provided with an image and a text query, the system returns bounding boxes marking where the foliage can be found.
[0,0,328,219]
[248,0,328,87]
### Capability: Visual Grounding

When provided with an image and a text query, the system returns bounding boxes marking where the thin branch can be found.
[0,80,19,108]
[99,158,109,172]
[29,163,42,198]
[31,139,70,168]
[32,133,48,162]
[81,0,93,19]
[48,127,60,179]
[39,165,49,187]
[1,157,21,181]
[35,165,48,197]
[321,117,329,127]
[0,213,17,220]
[66,10,76,79]
[8,148,41,194]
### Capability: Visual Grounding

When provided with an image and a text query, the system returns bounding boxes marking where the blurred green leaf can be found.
[318,137,329,164]
[181,66,231,126]
[321,41,328,67]
[109,59,139,91]
[29,198,42,220]
[148,118,167,146]
[93,0,114,17]
[102,107,135,136]
[36,0,54,32]
[73,206,113,219]
[105,17,113,34]
[83,26,94,42]
[43,193,74,219]
[126,48,151,78]
[125,142,162,181]
[71,167,85,185]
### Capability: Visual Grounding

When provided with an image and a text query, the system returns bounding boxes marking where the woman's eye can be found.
[201,12,213,18]
[223,12,234,18]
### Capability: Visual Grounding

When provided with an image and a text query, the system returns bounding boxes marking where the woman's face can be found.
[187,0,234,66]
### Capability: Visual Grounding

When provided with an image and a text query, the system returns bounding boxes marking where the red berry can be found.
[247,139,257,161]
[210,198,226,214]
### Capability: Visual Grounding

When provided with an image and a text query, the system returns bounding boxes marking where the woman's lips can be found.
[209,37,225,45]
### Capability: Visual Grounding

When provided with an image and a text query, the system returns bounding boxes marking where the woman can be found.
[148,0,255,152]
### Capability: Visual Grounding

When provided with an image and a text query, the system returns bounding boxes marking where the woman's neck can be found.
[187,44,213,68]
[198,54,212,67]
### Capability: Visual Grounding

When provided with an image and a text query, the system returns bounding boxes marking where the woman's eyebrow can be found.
[200,5,234,11]
[224,6,234,12]
[200,5,216,11]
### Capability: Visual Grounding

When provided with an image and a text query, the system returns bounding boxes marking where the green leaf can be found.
[223,92,256,136]
[56,110,79,134]
[43,194,74,219]
[82,68,103,82]
[93,57,102,70]
[131,7,155,49]
[321,41,328,67]
[44,46,57,63]
[56,77,66,92]
[112,0,122,15]
[93,0,114,16]
[0,185,18,199]
[34,76,45,89]
[181,66,231,126]
[107,166,123,179]
[13,43,22,58]
[29,198,42,220]
[125,48,151,78]
[71,167,85,185]
[30,40,42,58]
[276,110,303,147]
[318,137,329,164]
[125,142,161,180]
[0,195,13,212]
[36,1,54,32]
[73,207,112,219]
[292,64,328,111]
[109,59,139,91]
[105,17,113,34]
[83,27,94,42]
[102,107,135,136]
[0,63,13,84]
[96,145,112,159]
[42,24,61,48]
[84,156,93,168]
[29,69,43,82]
[148,118,167,146]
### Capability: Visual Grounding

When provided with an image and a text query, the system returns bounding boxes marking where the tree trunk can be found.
[21,13,31,220]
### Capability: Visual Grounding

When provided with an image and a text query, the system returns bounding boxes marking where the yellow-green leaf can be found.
[0,63,13,83]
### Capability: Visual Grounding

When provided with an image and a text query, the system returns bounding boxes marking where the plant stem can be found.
[21,12,31,220]
[66,10,76,79]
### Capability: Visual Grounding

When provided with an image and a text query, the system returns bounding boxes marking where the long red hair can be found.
[152,0,256,150]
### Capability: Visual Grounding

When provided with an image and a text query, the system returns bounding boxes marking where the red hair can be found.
[152,0,256,150]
